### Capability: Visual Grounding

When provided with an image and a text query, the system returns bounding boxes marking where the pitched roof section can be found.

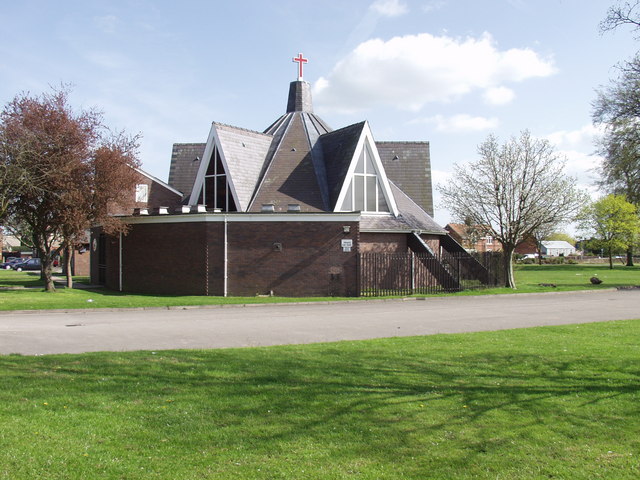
[319,122,366,209]
[359,182,445,234]
[213,123,273,211]
[249,113,326,212]
[168,143,206,199]
[376,141,433,216]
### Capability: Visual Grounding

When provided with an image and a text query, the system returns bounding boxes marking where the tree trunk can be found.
[626,247,634,267]
[503,246,516,289]
[65,243,73,289]
[608,247,614,270]
[34,239,58,292]
[536,241,543,265]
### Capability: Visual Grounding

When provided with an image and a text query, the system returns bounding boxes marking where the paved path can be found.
[0,290,639,355]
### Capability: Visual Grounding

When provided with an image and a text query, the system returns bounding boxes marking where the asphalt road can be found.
[0,289,639,355]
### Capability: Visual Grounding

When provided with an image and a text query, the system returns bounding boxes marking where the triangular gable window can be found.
[338,141,391,213]
[197,144,237,211]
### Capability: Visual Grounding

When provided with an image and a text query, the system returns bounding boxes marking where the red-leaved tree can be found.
[0,87,140,291]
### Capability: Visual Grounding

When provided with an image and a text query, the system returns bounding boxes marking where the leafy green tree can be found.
[577,194,640,269]
[547,232,577,245]
[439,131,587,288]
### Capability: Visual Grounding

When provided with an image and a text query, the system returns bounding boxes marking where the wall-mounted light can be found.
[343,225,351,234]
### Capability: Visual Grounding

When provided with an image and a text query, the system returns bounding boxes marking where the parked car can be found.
[12,258,41,271]
[0,257,22,269]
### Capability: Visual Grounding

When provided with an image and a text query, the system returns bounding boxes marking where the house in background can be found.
[444,223,502,252]
[92,55,495,297]
[541,240,576,257]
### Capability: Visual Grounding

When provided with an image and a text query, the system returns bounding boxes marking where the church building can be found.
[91,54,484,297]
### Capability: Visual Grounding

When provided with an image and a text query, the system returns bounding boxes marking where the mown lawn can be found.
[1,320,639,479]
[0,264,638,311]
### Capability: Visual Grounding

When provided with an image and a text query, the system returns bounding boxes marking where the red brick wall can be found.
[419,234,441,253]
[109,172,183,215]
[72,246,90,276]
[94,219,360,297]
[359,233,407,253]
[226,221,359,297]
[121,223,210,295]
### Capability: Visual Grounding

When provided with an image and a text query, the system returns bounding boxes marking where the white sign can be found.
[341,239,353,252]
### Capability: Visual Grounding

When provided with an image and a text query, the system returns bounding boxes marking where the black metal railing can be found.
[359,251,504,297]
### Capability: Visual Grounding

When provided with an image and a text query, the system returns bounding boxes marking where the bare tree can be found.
[600,1,640,37]
[439,131,587,288]
[0,87,140,291]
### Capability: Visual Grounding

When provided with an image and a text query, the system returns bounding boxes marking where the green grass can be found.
[1,320,639,479]
[513,263,640,292]
[0,264,638,311]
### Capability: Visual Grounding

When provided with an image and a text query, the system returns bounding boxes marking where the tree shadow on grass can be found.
[1,325,639,477]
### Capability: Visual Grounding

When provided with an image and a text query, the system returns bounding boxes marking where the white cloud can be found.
[370,0,409,17]
[412,114,499,132]
[84,51,130,70]
[483,86,515,105]
[543,125,605,198]
[94,15,118,34]
[544,124,604,150]
[314,32,555,113]
[423,1,447,14]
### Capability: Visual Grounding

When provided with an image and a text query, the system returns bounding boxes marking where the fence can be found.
[358,251,504,297]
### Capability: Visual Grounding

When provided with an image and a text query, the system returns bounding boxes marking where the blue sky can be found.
[1,0,637,226]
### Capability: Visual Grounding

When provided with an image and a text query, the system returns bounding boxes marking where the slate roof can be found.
[213,123,272,211]
[168,143,206,200]
[319,121,366,209]
[167,79,442,234]
[376,141,433,216]
[249,112,327,212]
[360,182,445,234]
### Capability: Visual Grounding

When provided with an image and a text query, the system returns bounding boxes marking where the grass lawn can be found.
[0,264,638,311]
[1,320,639,479]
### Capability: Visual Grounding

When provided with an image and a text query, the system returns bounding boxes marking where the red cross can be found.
[292,53,308,80]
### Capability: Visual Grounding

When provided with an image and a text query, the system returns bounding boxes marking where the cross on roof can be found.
[292,53,308,81]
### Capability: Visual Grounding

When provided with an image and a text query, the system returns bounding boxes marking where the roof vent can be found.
[393,154,400,161]
[261,203,275,213]
[287,204,301,212]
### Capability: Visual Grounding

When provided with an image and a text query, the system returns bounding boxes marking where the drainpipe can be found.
[119,232,123,292]
[224,214,228,297]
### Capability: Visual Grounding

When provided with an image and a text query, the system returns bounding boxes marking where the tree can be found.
[0,87,141,291]
[577,194,640,268]
[530,224,556,265]
[439,131,587,288]
[600,1,640,37]
[547,232,577,245]
[593,3,640,264]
